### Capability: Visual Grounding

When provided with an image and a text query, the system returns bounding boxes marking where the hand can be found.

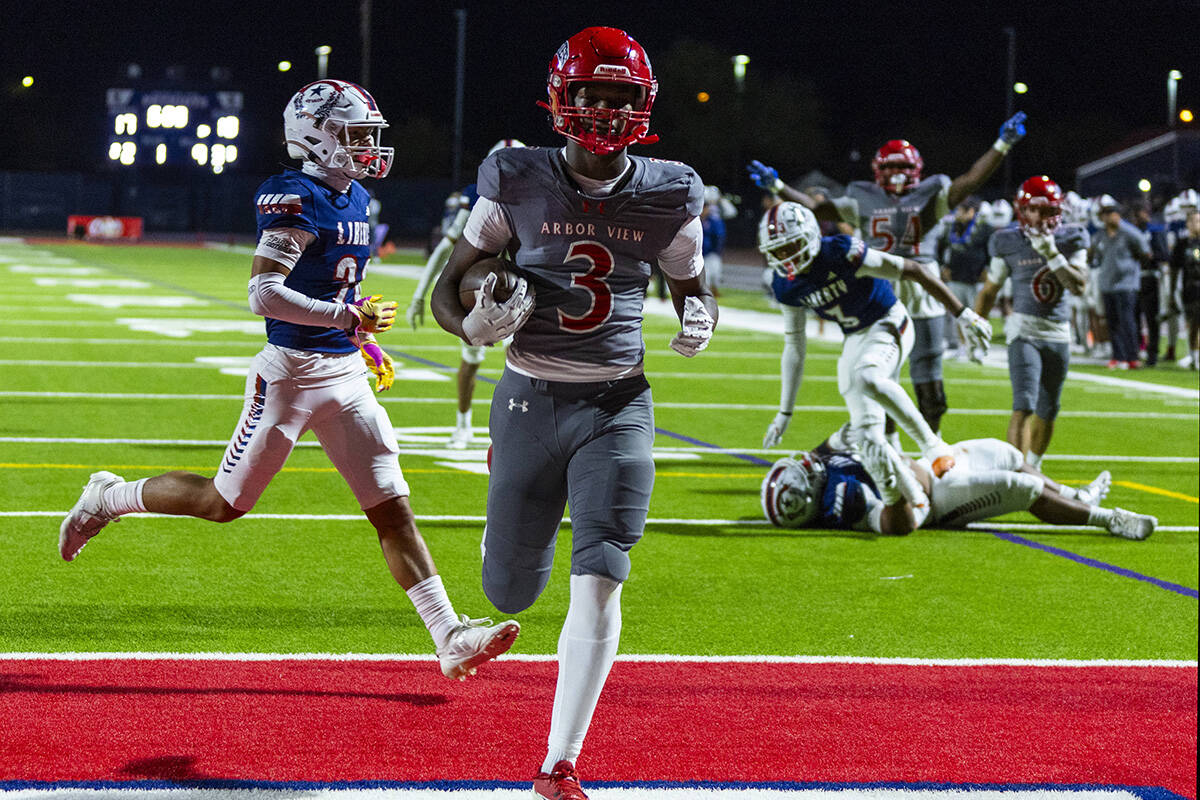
[349,294,398,334]
[461,271,534,346]
[406,298,424,330]
[956,308,992,355]
[358,337,394,393]
[746,160,782,193]
[762,411,792,448]
[669,296,715,357]
[1027,232,1059,260]
[998,111,1027,145]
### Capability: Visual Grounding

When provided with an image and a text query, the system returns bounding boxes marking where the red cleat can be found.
[533,760,588,799]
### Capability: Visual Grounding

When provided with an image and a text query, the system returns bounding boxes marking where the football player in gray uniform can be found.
[430,27,716,800]
[975,176,1089,469]
[748,112,1027,435]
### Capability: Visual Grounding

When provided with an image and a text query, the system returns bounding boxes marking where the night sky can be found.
[4,0,1196,198]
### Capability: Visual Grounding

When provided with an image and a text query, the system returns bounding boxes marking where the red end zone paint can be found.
[0,660,1194,797]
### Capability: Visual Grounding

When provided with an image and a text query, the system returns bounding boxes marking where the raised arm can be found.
[947,112,1026,209]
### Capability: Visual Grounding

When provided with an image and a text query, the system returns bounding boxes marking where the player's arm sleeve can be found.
[779,303,807,412]
[247,272,360,329]
[832,196,859,229]
[933,176,952,219]
[412,208,471,302]
[461,196,514,255]
[856,247,906,280]
[658,216,704,280]
[253,226,314,272]
[985,255,1010,285]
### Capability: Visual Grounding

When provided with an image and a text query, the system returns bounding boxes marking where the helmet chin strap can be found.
[301,160,354,192]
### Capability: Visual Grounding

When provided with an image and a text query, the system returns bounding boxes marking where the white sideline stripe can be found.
[0,651,1192,668]
[0,389,1193,419]
[0,789,1151,800]
[3,436,1198,464]
[4,511,1197,533]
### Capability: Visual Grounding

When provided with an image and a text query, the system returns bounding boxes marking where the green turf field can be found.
[1,238,1195,661]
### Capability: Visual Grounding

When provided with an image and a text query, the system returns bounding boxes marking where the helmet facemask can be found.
[871,140,923,196]
[1016,176,1064,236]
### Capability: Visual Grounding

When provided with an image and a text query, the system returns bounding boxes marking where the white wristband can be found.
[992,138,1012,155]
[771,178,784,194]
[1047,253,1069,272]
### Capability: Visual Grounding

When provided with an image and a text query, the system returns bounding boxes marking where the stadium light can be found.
[196,123,211,139]
[21,76,33,88]
[696,91,710,103]
[1138,179,1151,193]
[315,45,332,79]
[1013,82,1029,94]
[277,61,292,73]
[1168,69,1181,128]
[731,55,749,93]
[1182,109,1195,123]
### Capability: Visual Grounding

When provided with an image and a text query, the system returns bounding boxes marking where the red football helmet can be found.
[538,27,659,155]
[1015,175,1064,235]
[872,140,923,195]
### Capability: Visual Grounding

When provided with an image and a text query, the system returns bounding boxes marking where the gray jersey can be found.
[479,147,703,378]
[839,176,952,259]
[988,224,1090,322]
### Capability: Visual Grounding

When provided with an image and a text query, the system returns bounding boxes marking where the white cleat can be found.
[859,437,900,494]
[437,615,520,681]
[447,427,473,450]
[1077,470,1112,507]
[58,470,123,561]
[1107,508,1156,541]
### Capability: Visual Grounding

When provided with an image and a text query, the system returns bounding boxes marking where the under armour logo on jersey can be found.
[581,199,606,215]
[508,398,528,413]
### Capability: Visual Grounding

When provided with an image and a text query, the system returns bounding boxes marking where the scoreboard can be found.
[106,88,243,173]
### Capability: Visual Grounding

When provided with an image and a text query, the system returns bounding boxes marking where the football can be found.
[458,257,522,310]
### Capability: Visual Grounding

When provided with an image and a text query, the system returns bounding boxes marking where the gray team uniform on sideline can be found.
[987,223,1090,420]
[837,176,951,382]
[476,147,703,613]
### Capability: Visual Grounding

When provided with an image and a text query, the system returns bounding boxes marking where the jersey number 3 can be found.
[559,240,614,334]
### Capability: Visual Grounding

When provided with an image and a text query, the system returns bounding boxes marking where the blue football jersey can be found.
[254,170,372,354]
[816,452,879,529]
[771,235,898,333]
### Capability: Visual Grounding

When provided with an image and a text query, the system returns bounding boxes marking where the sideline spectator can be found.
[1169,208,1200,369]
[1090,201,1151,369]
[937,195,993,355]
[1131,201,1169,365]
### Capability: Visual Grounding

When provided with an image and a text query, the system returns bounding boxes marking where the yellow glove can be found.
[358,336,394,392]
[349,294,398,334]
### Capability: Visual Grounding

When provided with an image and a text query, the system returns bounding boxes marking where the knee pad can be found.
[571,540,633,584]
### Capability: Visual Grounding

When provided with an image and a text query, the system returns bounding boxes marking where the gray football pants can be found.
[482,369,655,614]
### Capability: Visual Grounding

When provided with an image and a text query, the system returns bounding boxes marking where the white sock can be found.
[1087,506,1114,528]
[405,574,461,650]
[542,573,622,774]
[102,478,148,516]
[456,410,472,430]
[1025,451,1043,469]
[1057,484,1079,500]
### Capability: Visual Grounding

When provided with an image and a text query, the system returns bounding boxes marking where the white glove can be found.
[956,308,992,356]
[1027,232,1059,260]
[461,272,534,346]
[406,298,424,330]
[669,296,715,357]
[762,411,792,448]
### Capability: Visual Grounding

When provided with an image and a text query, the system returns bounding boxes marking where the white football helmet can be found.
[487,138,526,157]
[1165,188,1199,223]
[986,198,1013,227]
[760,453,827,528]
[757,202,822,278]
[284,80,393,180]
[1062,190,1090,226]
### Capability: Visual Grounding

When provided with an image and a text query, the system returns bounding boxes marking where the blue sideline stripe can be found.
[0,778,1187,799]
[988,530,1199,598]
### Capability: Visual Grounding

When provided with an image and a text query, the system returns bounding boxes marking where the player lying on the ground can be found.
[760,433,1156,540]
